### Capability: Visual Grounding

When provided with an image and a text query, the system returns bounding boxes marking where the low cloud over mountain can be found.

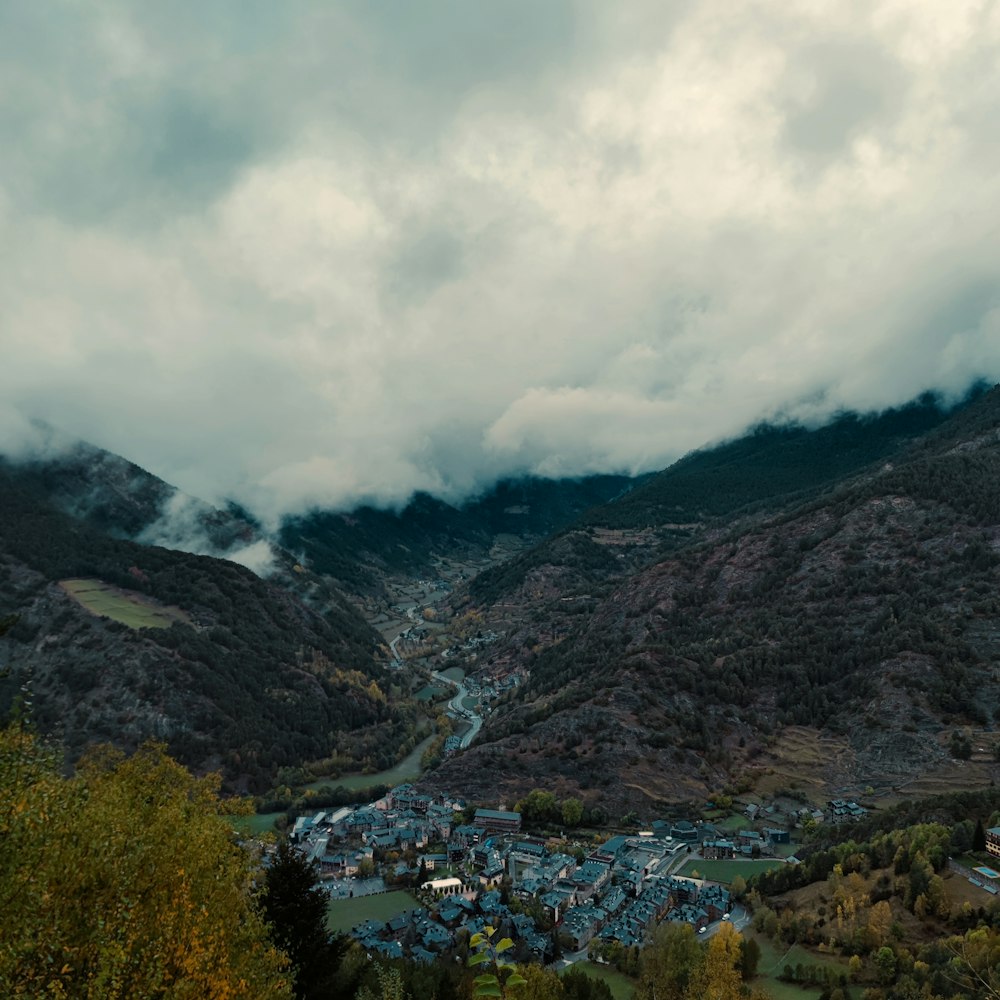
[2,1,999,522]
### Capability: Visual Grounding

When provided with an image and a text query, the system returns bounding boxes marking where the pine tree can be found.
[262,840,350,999]
[973,817,987,853]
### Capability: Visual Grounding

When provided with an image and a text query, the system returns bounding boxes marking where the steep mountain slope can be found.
[279,474,637,594]
[466,393,969,612]
[428,386,1000,811]
[0,464,411,791]
[0,438,634,790]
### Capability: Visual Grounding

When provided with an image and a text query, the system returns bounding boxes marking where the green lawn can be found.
[440,666,465,683]
[714,813,748,832]
[326,891,420,933]
[415,685,448,702]
[563,961,635,1000]
[227,811,283,836]
[60,578,189,629]
[680,858,784,883]
[770,842,800,859]
[748,930,854,1000]
[757,979,826,1000]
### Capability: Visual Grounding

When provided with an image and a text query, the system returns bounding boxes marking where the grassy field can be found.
[303,735,436,793]
[440,666,465,683]
[564,961,635,999]
[60,578,189,629]
[227,811,283,836]
[680,859,784,883]
[748,929,854,1000]
[415,685,448,702]
[326,891,420,933]
[896,757,999,798]
[714,813,747,832]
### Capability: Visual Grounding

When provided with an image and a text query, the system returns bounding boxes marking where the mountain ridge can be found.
[425,385,1000,812]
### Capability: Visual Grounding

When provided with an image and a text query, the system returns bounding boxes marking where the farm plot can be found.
[60,578,189,629]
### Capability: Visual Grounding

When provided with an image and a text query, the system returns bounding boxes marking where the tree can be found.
[0,727,291,999]
[357,965,408,1000]
[973,817,987,853]
[468,926,527,998]
[950,730,972,760]
[636,922,704,1000]
[261,840,349,999]
[738,936,761,980]
[517,789,557,826]
[874,946,897,985]
[561,797,584,828]
[866,900,893,950]
[687,923,744,1000]
[510,963,564,1000]
[730,875,747,900]
[848,954,863,982]
[562,967,614,1000]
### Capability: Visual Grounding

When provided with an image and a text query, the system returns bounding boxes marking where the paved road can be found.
[704,903,749,938]
[549,946,589,971]
[432,670,483,748]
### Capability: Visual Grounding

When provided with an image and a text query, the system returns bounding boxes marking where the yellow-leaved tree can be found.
[0,725,292,999]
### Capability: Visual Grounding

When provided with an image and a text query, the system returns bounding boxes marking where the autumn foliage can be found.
[0,726,292,999]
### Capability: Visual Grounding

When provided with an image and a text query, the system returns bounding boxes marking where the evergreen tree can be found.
[262,840,349,999]
[973,817,987,853]
[551,926,563,961]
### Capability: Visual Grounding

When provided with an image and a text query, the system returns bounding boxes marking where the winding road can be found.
[432,670,483,749]
[384,602,484,750]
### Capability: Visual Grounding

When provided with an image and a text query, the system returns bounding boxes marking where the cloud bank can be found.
[1,0,999,522]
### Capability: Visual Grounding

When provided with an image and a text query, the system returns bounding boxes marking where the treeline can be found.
[580,391,965,531]
[747,810,1000,1000]
[514,787,586,828]
[281,474,634,595]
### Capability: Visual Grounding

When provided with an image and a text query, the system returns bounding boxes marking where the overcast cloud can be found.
[2,0,999,522]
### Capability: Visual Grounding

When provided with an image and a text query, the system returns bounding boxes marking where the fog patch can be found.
[138,493,278,577]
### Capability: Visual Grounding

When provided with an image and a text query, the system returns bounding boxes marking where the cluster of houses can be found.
[289,785,469,875]
[289,786,742,965]
[741,797,867,832]
[283,783,874,967]
[441,630,503,660]
[826,799,868,824]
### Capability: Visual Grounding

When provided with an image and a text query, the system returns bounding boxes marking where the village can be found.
[287,783,871,968]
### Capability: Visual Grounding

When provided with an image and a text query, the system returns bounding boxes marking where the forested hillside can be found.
[467,392,971,609]
[430,386,1000,810]
[0,465,412,791]
[280,473,636,594]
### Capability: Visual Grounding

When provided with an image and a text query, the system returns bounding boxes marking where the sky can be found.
[2,0,999,524]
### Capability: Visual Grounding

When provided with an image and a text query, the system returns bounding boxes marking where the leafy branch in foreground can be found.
[468,925,527,997]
